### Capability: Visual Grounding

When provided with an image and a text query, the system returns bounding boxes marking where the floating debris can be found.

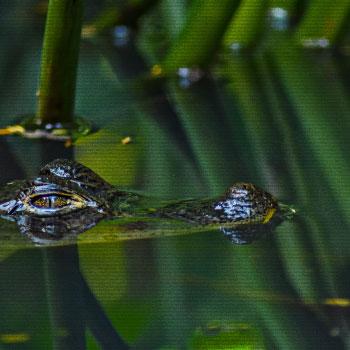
[121,136,132,145]
[0,333,30,344]
[324,298,350,307]
[81,24,96,38]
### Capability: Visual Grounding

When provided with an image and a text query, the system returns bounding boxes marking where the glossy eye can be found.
[30,194,72,209]
[23,191,90,216]
[31,196,50,208]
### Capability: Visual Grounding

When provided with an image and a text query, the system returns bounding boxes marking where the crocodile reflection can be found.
[0,159,295,244]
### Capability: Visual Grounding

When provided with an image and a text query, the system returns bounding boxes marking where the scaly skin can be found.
[157,183,278,225]
[0,159,294,244]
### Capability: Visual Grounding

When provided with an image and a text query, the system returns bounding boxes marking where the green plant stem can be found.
[223,0,268,49]
[36,0,83,124]
[161,0,240,72]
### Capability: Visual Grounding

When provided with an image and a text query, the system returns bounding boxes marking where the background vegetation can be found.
[0,0,350,349]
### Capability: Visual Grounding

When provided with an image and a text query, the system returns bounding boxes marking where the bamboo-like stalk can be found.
[36,0,83,124]
[223,0,268,50]
[161,0,240,73]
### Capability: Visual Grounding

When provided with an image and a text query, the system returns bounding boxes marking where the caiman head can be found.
[0,159,296,245]
[0,159,114,243]
[0,159,113,217]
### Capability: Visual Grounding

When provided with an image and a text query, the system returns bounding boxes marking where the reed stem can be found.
[36,0,83,124]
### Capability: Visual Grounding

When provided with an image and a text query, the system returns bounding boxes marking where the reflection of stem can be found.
[42,246,86,350]
[36,0,83,124]
[42,245,129,349]
[80,276,130,350]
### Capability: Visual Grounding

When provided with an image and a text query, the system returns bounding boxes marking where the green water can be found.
[1,1,350,349]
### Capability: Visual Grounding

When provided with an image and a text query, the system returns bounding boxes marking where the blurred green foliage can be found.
[0,0,350,349]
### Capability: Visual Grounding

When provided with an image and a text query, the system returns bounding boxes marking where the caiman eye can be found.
[24,191,88,215]
[31,196,50,208]
[30,194,72,209]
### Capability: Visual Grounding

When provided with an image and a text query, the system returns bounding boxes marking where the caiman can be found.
[0,159,295,244]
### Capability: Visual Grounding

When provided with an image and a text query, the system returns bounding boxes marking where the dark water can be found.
[1,2,350,349]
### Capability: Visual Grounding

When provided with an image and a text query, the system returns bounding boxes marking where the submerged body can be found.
[0,159,294,244]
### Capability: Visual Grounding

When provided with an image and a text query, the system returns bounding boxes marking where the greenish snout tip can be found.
[278,202,297,220]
